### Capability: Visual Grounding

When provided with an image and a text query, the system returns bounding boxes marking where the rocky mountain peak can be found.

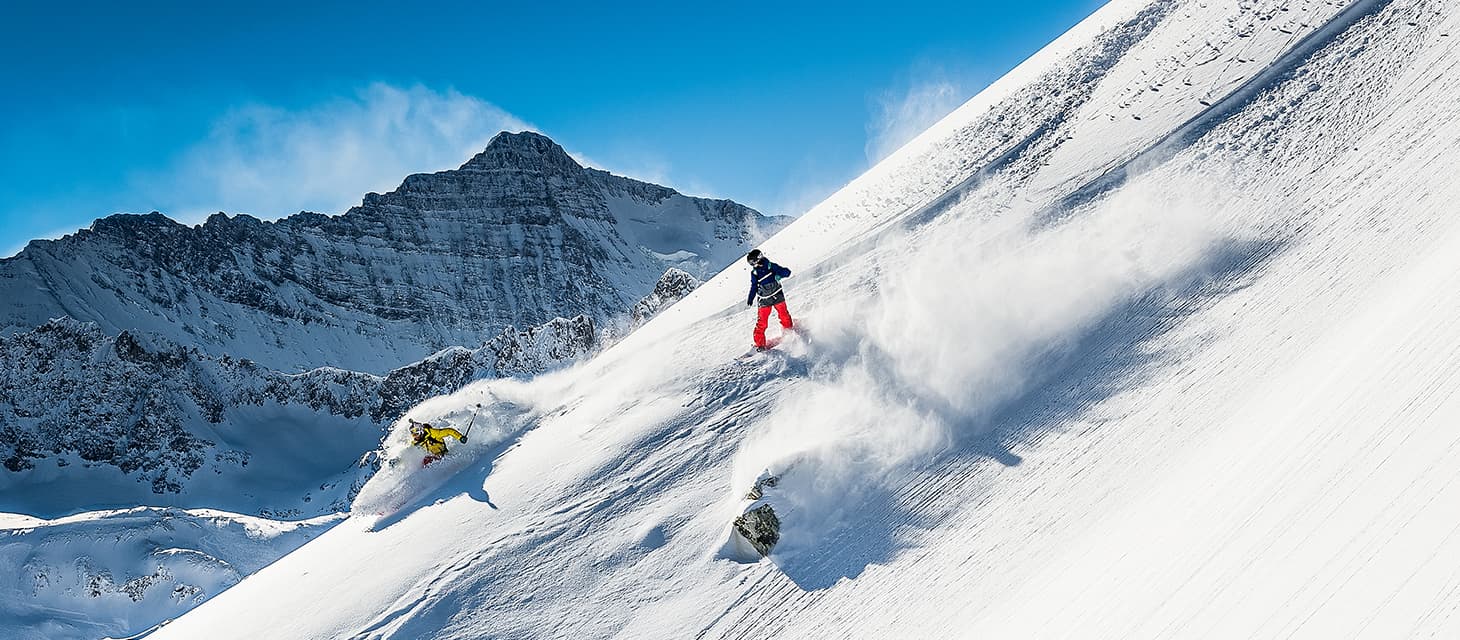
[0,129,780,373]
[88,211,182,237]
[460,130,583,173]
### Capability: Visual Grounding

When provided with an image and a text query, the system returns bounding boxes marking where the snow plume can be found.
[734,171,1245,556]
[139,83,531,221]
[865,75,966,163]
[350,373,562,523]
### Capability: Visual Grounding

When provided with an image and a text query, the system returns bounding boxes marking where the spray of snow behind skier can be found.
[351,374,563,526]
[730,168,1252,561]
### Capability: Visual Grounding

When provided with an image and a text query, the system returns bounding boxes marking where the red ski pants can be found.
[753,302,793,348]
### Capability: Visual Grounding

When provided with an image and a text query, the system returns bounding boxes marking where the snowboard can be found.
[738,337,781,360]
[739,323,811,360]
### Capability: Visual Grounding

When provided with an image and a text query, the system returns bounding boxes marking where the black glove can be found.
[460,436,468,444]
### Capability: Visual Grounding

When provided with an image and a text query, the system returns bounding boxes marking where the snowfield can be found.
[0,508,340,640]
[150,0,1460,637]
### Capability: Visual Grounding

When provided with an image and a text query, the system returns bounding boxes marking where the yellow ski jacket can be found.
[412,424,465,457]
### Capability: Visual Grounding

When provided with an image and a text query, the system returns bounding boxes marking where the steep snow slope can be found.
[154,0,1460,638]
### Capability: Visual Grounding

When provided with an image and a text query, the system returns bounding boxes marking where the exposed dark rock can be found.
[630,268,702,326]
[744,473,780,501]
[733,504,781,557]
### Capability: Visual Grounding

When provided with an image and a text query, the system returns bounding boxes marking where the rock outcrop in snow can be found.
[375,315,596,419]
[730,471,786,557]
[733,505,781,557]
[630,267,702,325]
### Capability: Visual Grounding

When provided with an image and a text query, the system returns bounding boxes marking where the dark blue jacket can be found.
[747,260,791,306]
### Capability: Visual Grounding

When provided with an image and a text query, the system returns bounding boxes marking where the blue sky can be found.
[0,0,1104,257]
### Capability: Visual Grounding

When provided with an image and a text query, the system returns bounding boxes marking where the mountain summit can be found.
[0,132,779,373]
[460,130,584,172]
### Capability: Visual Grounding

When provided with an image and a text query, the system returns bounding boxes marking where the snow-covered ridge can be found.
[0,314,595,515]
[145,0,1460,638]
[1,264,702,516]
[0,131,780,374]
[629,267,701,326]
[0,507,341,640]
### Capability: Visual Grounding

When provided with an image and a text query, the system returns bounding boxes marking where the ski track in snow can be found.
[148,0,1460,638]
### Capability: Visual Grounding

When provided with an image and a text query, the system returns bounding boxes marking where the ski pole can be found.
[463,403,482,438]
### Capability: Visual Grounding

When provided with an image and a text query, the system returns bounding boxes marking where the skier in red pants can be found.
[745,249,793,349]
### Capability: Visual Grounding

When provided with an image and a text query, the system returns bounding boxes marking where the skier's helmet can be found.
[746,249,763,265]
[409,422,424,438]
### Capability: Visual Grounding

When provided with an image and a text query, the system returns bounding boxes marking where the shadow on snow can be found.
[767,237,1283,592]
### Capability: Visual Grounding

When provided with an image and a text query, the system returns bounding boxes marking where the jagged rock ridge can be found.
[0,315,595,514]
[0,131,780,373]
[630,267,702,326]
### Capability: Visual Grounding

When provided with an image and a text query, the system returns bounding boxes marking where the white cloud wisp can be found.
[138,83,532,222]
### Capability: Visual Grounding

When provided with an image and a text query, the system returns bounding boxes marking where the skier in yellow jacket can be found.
[409,419,466,466]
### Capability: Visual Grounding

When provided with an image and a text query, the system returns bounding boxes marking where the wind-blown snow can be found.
[152,0,1460,638]
[350,377,556,525]
[732,174,1244,560]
